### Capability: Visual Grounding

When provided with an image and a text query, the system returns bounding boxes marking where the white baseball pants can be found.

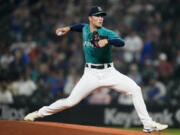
[38,64,152,126]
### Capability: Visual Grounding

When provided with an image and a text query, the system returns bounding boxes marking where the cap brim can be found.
[92,11,107,16]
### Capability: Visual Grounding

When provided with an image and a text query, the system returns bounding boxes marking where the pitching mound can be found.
[0,120,166,135]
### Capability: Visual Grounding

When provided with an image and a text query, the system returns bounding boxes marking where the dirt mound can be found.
[0,120,166,135]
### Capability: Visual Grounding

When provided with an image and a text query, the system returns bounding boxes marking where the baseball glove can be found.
[90,31,108,48]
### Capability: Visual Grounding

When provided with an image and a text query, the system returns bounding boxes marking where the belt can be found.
[85,63,112,69]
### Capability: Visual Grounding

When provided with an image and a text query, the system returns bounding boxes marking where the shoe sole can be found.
[143,125,168,133]
[24,118,34,121]
[24,116,34,121]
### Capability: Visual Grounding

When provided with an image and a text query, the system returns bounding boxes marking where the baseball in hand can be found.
[57,31,62,36]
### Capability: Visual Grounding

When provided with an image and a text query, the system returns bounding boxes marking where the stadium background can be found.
[0,0,180,130]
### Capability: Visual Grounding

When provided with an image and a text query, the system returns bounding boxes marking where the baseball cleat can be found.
[143,121,168,133]
[24,111,39,121]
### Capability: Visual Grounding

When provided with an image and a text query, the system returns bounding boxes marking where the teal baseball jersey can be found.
[82,24,118,64]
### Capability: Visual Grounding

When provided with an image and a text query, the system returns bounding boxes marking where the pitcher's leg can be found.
[109,69,152,126]
[130,85,152,126]
[38,70,99,117]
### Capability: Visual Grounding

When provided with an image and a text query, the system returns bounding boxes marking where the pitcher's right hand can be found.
[56,27,70,36]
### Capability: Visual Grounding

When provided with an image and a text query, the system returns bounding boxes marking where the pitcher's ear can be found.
[88,16,92,21]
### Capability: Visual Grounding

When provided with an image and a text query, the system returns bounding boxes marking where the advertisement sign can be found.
[0,104,180,128]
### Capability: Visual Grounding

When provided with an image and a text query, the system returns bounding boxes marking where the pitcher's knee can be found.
[134,85,142,94]
[65,97,79,108]
[136,85,141,91]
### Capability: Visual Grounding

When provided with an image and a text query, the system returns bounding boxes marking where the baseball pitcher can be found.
[24,6,168,133]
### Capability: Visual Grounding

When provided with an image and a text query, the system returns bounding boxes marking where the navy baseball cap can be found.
[88,6,107,16]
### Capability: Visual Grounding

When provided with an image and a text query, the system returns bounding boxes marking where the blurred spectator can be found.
[157,53,173,83]
[44,70,65,96]
[141,60,157,85]
[10,38,27,51]
[24,35,37,60]
[118,94,133,105]
[10,9,23,39]
[0,50,14,69]
[146,23,161,43]
[88,88,112,105]
[123,30,143,63]
[128,64,142,85]
[10,48,30,69]
[139,40,152,65]
[0,82,13,104]
[51,70,66,96]
[8,72,37,97]
[143,78,167,105]
[16,75,37,96]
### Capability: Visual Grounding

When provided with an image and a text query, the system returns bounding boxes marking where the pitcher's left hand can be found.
[98,39,108,48]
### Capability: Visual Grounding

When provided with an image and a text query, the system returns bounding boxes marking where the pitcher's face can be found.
[89,15,104,28]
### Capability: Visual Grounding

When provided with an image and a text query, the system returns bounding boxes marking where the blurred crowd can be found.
[0,0,180,106]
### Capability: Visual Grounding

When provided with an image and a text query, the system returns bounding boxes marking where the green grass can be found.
[157,129,180,135]
[112,127,180,135]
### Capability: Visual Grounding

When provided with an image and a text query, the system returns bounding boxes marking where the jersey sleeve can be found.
[106,29,125,47]
[106,30,119,39]
[108,38,125,47]
[70,24,86,32]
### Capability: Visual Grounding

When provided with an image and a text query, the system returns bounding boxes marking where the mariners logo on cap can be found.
[97,7,102,11]
[88,6,107,16]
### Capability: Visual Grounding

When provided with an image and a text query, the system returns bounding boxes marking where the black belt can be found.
[85,64,111,69]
